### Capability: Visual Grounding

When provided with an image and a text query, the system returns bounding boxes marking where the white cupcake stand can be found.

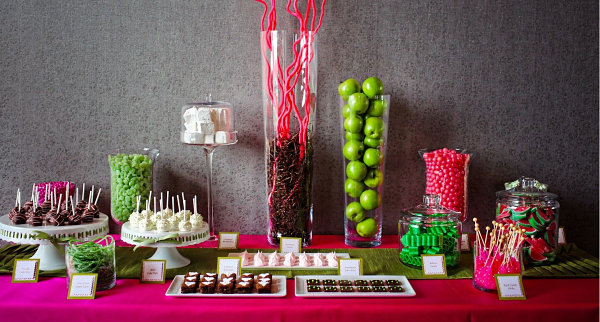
[0,213,110,270]
[120,222,209,269]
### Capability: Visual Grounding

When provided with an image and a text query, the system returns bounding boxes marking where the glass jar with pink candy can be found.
[418,148,474,222]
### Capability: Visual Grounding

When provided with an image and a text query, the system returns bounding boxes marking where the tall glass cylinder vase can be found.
[341,95,390,247]
[261,31,317,246]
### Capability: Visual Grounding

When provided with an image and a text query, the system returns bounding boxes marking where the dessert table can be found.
[0,235,597,322]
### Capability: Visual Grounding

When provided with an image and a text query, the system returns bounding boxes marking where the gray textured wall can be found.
[1,1,598,254]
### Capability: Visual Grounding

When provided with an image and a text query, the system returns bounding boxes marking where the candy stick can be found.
[15,189,19,208]
[166,191,169,207]
[181,192,185,203]
[193,195,198,215]
[31,184,35,203]
[94,188,102,205]
[160,192,164,210]
[90,186,95,204]
[82,183,85,202]
[172,197,176,213]
[136,196,141,213]
[177,195,181,213]
[57,195,62,212]
[183,199,188,221]
[153,197,157,213]
[88,190,93,209]
[71,197,75,216]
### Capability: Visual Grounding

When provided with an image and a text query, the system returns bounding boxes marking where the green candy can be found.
[108,153,153,222]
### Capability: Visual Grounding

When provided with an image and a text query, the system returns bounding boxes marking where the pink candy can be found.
[473,250,522,291]
[422,148,471,221]
[36,181,74,205]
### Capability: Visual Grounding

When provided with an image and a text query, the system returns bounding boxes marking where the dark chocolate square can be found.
[354,280,369,286]
[307,285,322,292]
[322,279,337,286]
[385,279,401,286]
[340,286,354,292]
[357,286,372,292]
[234,280,253,294]
[388,285,404,292]
[323,286,338,292]
[181,281,197,293]
[255,279,272,293]
[306,279,321,285]
[338,280,353,286]
[370,280,384,286]
[373,286,387,292]
[198,281,215,294]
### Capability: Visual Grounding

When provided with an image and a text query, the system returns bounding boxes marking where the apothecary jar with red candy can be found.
[495,177,560,266]
[419,148,474,222]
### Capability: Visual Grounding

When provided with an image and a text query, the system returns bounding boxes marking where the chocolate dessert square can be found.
[340,286,354,292]
[198,281,216,294]
[373,286,387,292]
[184,276,198,286]
[234,280,253,294]
[181,280,197,293]
[354,280,369,286]
[238,276,255,288]
[338,280,353,286]
[217,278,235,294]
[306,279,321,285]
[370,280,384,286]
[357,286,372,292]
[388,285,404,292]
[323,286,338,292]
[307,285,322,292]
[385,279,401,286]
[322,279,337,286]
[255,278,272,293]
[200,275,217,285]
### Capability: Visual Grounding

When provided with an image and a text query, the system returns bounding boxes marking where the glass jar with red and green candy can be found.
[495,177,560,266]
[419,148,474,222]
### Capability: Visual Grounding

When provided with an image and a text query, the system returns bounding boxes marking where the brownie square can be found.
[370,280,384,286]
[234,280,253,294]
[198,281,216,294]
[238,276,254,288]
[340,286,354,292]
[385,279,401,286]
[354,280,369,286]
[255,278,272,293]
[388,285,404,292]
[200,275,217,285]
[357,286,372,292]
[307,285,322,292]
[181,281,197,293]
[306,279,321,285]
[322,279,337,286]
[373,286,387,292]
[323,286,338,292]
[338,280,353,286]
[217,278,235,294]
[184,276,198,287]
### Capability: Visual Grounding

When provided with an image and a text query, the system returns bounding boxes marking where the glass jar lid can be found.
[399,194,461,222]
[496,177,558,202]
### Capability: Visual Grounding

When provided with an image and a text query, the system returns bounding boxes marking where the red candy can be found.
[422,148,471,221]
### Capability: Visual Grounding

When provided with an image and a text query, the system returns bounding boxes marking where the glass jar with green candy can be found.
[108,148,159,224]
[398,194,462,268]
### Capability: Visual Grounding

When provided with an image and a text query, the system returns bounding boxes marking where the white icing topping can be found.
[258,273,270,278]
[222,277,234,284]
[201,281,213,286]
[238,281,250,287]
[188,272,199,276]
[184,282,195,286]
[220,280,232,286]
[203,277,215,281]
[258,280,269,287]
[241,277,253,282]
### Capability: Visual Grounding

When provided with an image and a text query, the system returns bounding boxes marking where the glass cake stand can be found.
[0,214,110,270]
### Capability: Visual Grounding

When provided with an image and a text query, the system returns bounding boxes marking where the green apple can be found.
[363,148,382,168]
[364,117,385,139]
[342,140,365,161]
[345,131,364,141]
[360,189,381,210]
[345,178,365,198]
[346,161,368,181]
[366,98,387,117]
[342,104,353,119]
[347,93,369,114]
[362,77,384,98]
[344,115,364,133]
[364,137,382,148]
[356,217,378,237]
[345,202,365,222]
[364,169,383,188]
[338,78,361,100]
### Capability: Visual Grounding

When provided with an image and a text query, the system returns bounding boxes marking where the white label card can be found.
[280,237,302,254]
[12,259,39,282]
[338,258,362,276]
[141,260,166,283]
[217,257,241,277]
[495,274,526,300]
[460,233,470,251]
[218,232,239,249]
[68,274,97,299]
[558,227,566,244]
[421,255,447,277]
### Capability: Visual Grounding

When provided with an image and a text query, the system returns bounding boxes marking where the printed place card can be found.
[12,259,40,283]
[68,273,98,300]
[460,233,470,251]
[218,232,239,249]
[338,258,363,276]
[495,274,526,300]
[141,260,166,283]
[217,257,241,277]
[421,254,447,277]
[558,227,566,244]
[280,237,302,254]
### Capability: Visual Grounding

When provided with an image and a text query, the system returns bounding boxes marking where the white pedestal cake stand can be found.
[120,222,209,269]
[0,214,110,270]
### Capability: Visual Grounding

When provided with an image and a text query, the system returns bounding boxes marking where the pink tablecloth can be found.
[1,235,598,322]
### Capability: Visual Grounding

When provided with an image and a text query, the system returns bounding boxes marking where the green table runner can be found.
[0,243,596,279]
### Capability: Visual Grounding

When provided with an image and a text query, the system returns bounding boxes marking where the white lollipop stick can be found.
[90,186,95,204]
[82,183,85,202]
[94,188,102,205]
[71,197,75,216]
[15,189,19,207]
[136,196,141,213]
[172,197,175,213]
[57,195,62,211]
[31,184,35,203]
[177,195,181,213]
[193,196,197,215]
[153,197,157,213]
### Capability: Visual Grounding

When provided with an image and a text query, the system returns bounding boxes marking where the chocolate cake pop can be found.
[9,206,26,224]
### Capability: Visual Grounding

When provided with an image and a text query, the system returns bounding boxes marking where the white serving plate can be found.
[294,275,416,298]
[165,275,287,298]
[229,252,350,269]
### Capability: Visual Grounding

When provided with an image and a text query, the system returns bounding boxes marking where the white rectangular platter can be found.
[229,252,350,269]
[165,275,287,298]
[295,275,416,298]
